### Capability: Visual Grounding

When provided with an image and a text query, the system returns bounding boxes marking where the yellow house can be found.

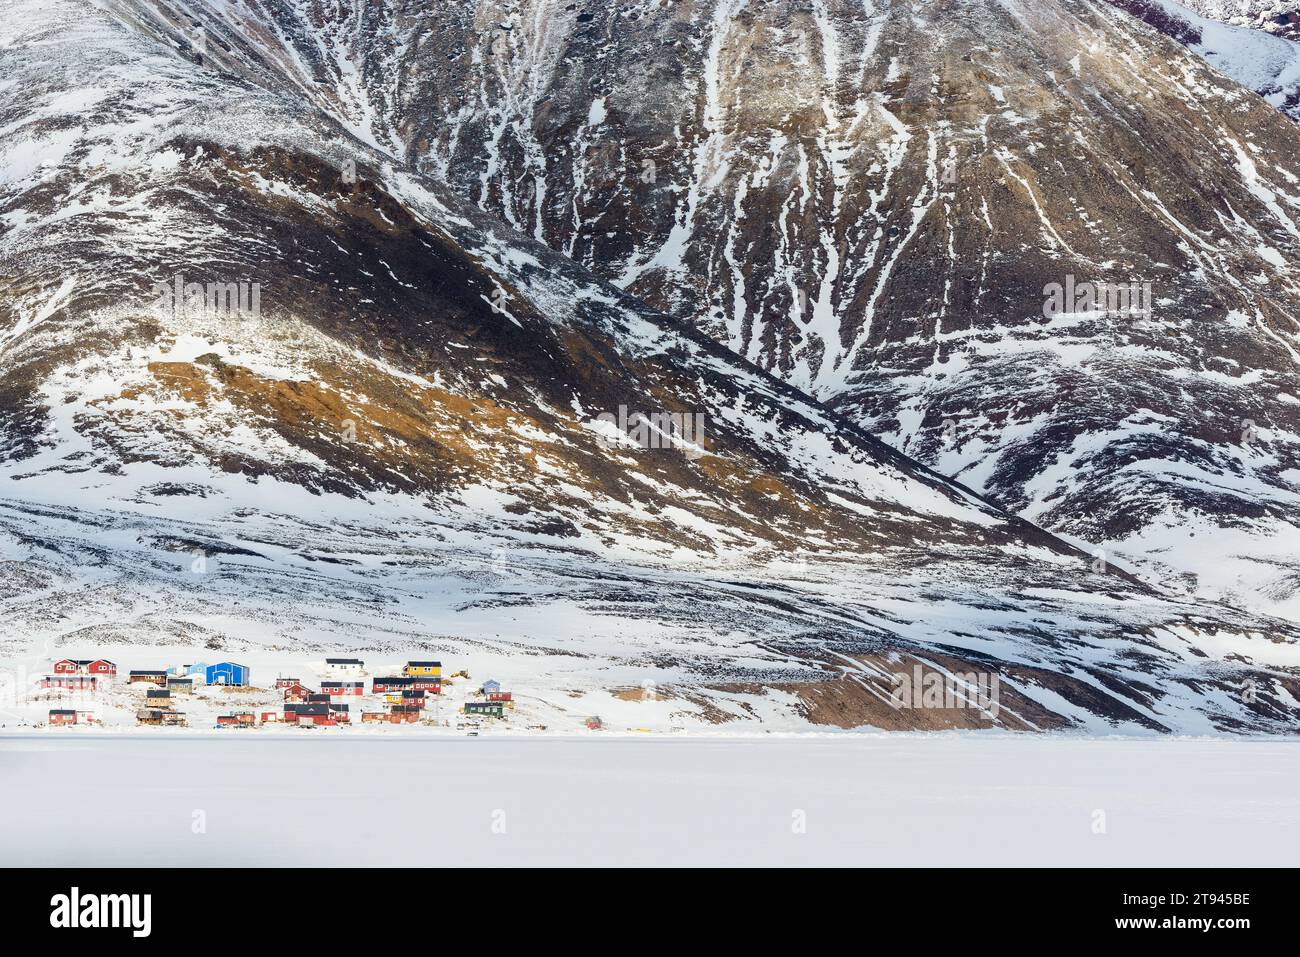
[385,690,425,706]
[402,661,442,678]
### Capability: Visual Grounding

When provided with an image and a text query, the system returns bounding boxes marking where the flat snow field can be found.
[2,734,1297,867]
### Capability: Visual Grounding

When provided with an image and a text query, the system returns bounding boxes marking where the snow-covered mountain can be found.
[3,0,1300,733]
[125,0,1300,622]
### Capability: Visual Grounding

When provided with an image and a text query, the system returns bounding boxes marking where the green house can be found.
[464,702,503,718]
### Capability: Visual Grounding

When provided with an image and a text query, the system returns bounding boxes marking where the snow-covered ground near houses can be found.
[2,734,1297,867]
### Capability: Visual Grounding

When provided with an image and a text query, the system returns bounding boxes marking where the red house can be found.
[216,713,256,728]
[486,691,512,702]
[285,703,336,725]
[48,709,78,725]
[274,677,301,689]
[282,683,313,703]
[321,681,364,697]
[409,677,441,694]
[51,659,117,676]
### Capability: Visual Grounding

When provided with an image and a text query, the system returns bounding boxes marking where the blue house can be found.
[482,679,501,695]
[185,662,210,678]
[206,662,250,686]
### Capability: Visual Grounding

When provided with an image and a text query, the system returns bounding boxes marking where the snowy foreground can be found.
[2,734,1298,867]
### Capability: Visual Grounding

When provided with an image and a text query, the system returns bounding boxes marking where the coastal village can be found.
[16,656,582,733]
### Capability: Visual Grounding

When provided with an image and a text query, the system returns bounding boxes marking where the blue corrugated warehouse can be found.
[206,662,250,686]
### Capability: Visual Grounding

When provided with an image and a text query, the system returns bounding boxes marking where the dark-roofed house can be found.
[48,709,78,725]
[166,677,193,695]
[372,676,416,693]
[325,657,364,673]
[146,689,172,709]
[129,670,168,686]
[288,703,337,726]
[403,661,441,678]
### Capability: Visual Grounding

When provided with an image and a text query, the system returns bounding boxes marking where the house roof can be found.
[130,670,168,675]
[406,660,442,666]
[49,709,76,715]
[325,658,363,664]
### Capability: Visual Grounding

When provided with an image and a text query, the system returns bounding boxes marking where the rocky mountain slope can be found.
[2,0,1300,732]
[133,0,1300,622]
